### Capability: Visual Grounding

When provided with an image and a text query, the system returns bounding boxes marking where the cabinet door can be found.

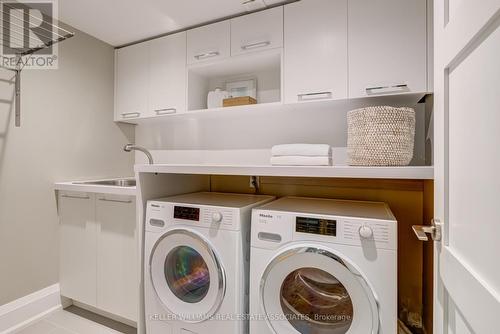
[59,192,97,307]
[284,0,348,103]
[115,43,149,121]
[348,0,427,98]
[96,194,137,322]
[231,6,283,56]
[187,21,230,65]
[149,32,187,116]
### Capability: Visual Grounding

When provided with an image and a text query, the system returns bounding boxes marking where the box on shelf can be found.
[223,96,257,107]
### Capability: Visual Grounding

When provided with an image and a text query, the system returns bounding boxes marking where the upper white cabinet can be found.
[115,32,186,121]
[284,0,348,103]
[115,2,429,121]
[114,43,148,121]
[149,32,187,117]
[187,21,230,65]
[348,0,427,98]
[231,7,283,56]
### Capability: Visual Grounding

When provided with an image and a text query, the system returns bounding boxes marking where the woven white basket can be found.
[347,106,415,166]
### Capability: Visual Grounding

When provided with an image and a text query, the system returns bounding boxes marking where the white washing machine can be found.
[250,196,397,334]
[144,192,275,334]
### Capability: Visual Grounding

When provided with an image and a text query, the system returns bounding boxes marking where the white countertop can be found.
[54,178,137,196]
[134,164,434,180]
[131,148,433,180]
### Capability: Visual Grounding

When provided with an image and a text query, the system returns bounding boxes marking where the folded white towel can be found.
[271,144,331,157]
[271,156,332,166]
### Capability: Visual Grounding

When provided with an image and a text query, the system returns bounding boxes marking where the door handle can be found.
[194,51,219,60]
[154,108,176,115]
[412,219,442,241]
[121,112,141,119]
[61,194,90,200]
[241,41,271,50]
[298,91,333,101]
[98,197,133,204]
[365,84,409,95]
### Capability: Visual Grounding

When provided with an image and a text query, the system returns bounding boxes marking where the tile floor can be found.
[13,308,135,334]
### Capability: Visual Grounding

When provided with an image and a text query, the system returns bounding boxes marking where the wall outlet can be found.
[249,176,260,189]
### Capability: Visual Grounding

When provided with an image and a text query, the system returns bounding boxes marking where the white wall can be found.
[0,27,134,305]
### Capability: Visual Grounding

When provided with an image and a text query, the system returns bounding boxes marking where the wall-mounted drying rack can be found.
[0,2,74,127]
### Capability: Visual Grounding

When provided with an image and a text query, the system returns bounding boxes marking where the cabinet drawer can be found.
[231,6,283,56]
[187,21,230,65]
[348,0,427,98]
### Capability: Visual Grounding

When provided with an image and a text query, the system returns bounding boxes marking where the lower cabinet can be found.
[58,191,137,322]
[59,192,97,307]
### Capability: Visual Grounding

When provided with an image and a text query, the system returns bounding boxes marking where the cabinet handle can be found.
[61,194,90,200]
[365,84,409,94]
[98,197,133,204]
[241,41,271,50]
[298,91,333,101]
[154,108,177,115]
[194,51,220,60]
[121,112,141,119]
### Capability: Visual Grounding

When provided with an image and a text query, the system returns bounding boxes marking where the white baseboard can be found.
[71,301,137,328]
[0,284,62,334]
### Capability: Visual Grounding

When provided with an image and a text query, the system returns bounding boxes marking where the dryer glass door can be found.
[150,229,225,322]
[261,246,378,334]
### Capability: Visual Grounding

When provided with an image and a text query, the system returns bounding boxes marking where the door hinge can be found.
[412,219,442,241]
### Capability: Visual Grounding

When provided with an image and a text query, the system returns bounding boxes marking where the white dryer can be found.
[250,197,397,334]
[144,192,274,334]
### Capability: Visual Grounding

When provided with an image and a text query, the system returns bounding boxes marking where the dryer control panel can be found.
[252,209,397,251]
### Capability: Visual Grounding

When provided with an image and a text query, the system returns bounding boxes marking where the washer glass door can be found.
[261,246,378,334]
[150,229,225,322]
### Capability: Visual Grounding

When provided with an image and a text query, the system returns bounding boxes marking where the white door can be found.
[187,21,230,65]
[96,194,137,322]
[230,6,283,57]
[114,43,149,121]
[58,192,97,307]
[348,0,427,98]
[434,1,500,333]
[283,0,348,103]
[149,32,187,117]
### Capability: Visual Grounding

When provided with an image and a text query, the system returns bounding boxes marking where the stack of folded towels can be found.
[270,144,332,166]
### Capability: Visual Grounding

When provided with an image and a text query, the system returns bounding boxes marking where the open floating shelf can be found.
[129,92,428,124]
[135,163,434,180]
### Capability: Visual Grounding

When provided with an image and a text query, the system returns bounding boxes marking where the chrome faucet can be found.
[124,144,154,164]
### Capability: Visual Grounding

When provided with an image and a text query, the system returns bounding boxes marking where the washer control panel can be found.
[145,200,241,232]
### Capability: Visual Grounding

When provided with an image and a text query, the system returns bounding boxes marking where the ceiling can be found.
[58,0,291,47]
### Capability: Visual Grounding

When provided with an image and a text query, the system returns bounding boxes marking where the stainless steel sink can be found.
[74,179,136,187]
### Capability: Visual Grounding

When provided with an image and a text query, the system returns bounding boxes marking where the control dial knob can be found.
[212,212,223,223]
[359,225,374,239]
